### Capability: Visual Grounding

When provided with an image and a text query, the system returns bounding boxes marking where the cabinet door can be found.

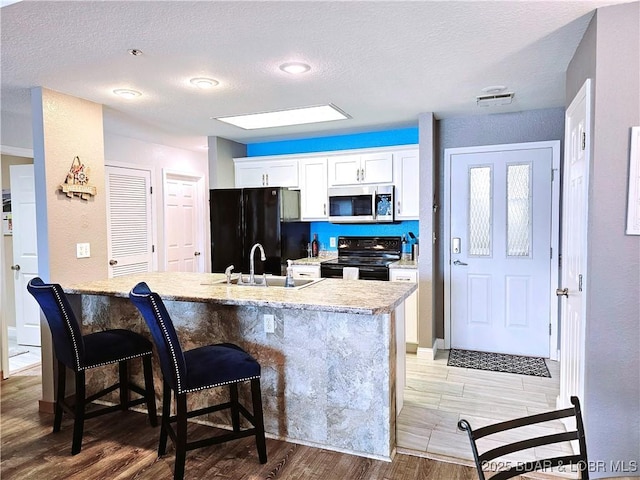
[328,155,360,186]
[299,157,328,220]
[393,149,420,219]
[360,151,393,184]
[266,159,299,188]
[390,269,418,345]
[235,161,267,188]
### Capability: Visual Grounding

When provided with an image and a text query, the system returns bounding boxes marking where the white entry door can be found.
[447,143,557,357]
[558,80,591,409]
[106,166,154,277]
[10,164,40,346]
[164,172,204,272]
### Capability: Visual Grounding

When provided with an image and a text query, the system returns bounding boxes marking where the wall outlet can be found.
[76,243,91,258]
[264,314,275,334]
[330,237,336,248]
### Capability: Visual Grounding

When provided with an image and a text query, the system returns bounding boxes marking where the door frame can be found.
[443,140,561,360]
[0,145,35,378]
[162,169,207,272]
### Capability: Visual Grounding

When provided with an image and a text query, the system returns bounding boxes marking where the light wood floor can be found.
[397,350,567,469]
[0,367,485,480]
[7,331,42,374]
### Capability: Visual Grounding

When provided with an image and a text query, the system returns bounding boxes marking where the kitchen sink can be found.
[208,275,325,290]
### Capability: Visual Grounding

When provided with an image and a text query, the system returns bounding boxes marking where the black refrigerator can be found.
[210,187,310,276]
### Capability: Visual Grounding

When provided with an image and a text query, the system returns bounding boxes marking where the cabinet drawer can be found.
[291,265,321,279]
[390,269,417,282]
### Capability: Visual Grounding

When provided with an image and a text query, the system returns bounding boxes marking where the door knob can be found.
[556,288,569,297]
[194,251,201,256]
[453,260,468,266]
[109,260,118,266]
[10,264,20,271]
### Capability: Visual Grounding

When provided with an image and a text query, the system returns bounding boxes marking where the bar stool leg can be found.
[174,393,188,480]
[71,370,86,455]
[142,355,158,426]
[251,379,267,464]
[229,383,240,432]
[118,360,129,411]
[158,382,171,456]
[53,360,66,433]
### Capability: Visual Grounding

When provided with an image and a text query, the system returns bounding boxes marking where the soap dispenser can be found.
[285,260,295,288]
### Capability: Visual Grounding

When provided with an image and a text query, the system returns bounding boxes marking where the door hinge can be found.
[152,245,155,253]
[578,273,583,292]
[581,131,586,150]
[550,247,553,259]
[549,323,552,336]
[150,186,153,194]
[551,169,555,181]
[558,253,562,268]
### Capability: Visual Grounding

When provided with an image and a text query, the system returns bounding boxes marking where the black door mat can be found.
[447,349,551,378]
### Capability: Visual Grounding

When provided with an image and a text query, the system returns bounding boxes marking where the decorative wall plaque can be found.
[59,156,97,200]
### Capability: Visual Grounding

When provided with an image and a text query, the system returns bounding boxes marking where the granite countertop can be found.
[290,254,337,265]
[389,258,418,269]
[64,272,416,315]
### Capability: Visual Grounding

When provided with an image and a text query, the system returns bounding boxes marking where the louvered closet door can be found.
[106,166,153,277]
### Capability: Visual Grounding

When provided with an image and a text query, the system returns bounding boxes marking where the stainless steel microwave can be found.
[327,185,394,223]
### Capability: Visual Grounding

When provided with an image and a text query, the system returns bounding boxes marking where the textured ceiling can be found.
[0,0,632,150]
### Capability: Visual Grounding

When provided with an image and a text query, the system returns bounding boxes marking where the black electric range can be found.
[320,236,402,281]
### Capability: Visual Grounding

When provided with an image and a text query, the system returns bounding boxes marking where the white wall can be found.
[103,133,210,271]
[567,2,639,475]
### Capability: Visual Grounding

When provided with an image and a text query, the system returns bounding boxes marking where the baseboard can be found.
[405,342,418,354]
[416,338,444,360]
[39,399,55,414]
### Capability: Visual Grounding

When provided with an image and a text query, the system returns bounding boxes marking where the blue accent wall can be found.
[246,127,418,157]
[310,220,419,253]
[247,127,420,255]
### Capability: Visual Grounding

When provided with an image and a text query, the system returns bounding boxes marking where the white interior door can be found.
[448,144,555,357]
[164,173,203,272]
[106,166,154,277]
[10,164,40,346]
[558,80,591,410]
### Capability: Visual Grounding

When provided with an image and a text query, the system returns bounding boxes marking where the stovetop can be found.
[320,236,402,268]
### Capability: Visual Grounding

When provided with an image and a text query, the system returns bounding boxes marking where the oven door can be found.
[321,263,389,281]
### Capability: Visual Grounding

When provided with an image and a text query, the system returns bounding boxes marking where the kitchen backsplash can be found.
[309,220,419,253]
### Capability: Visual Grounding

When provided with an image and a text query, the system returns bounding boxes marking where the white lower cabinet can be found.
[290,264,321,279]
[390,269,418,346]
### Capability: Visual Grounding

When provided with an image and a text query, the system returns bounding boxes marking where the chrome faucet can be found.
[249,243,266,285]
[224,265,234,284]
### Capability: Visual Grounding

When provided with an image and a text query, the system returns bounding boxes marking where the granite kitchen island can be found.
[63,272,416,461]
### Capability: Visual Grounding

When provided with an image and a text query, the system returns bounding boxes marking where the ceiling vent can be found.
[476,92,514,107]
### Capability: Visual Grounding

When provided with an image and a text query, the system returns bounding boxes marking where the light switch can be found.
[76,243,91,258]
[330,237,336,248]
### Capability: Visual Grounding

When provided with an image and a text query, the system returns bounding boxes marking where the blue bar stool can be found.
[129,281,267,480]
[27,277,158,455]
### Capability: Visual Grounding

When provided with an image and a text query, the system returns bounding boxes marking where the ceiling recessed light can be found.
[214,104,349,130]
[190,77,219,89]
[279,62,311,75]
[113,89,142,99]
[127,49,143,56]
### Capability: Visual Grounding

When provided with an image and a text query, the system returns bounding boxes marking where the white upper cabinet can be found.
[299,157,328,220]
[328,151,393,186]
[393,149,419,220]
[234,158,299,188]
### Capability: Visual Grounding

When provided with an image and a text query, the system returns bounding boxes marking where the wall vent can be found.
[476,92,515,107]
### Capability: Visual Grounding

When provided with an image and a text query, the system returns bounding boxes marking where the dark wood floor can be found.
[0,368,485,480]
